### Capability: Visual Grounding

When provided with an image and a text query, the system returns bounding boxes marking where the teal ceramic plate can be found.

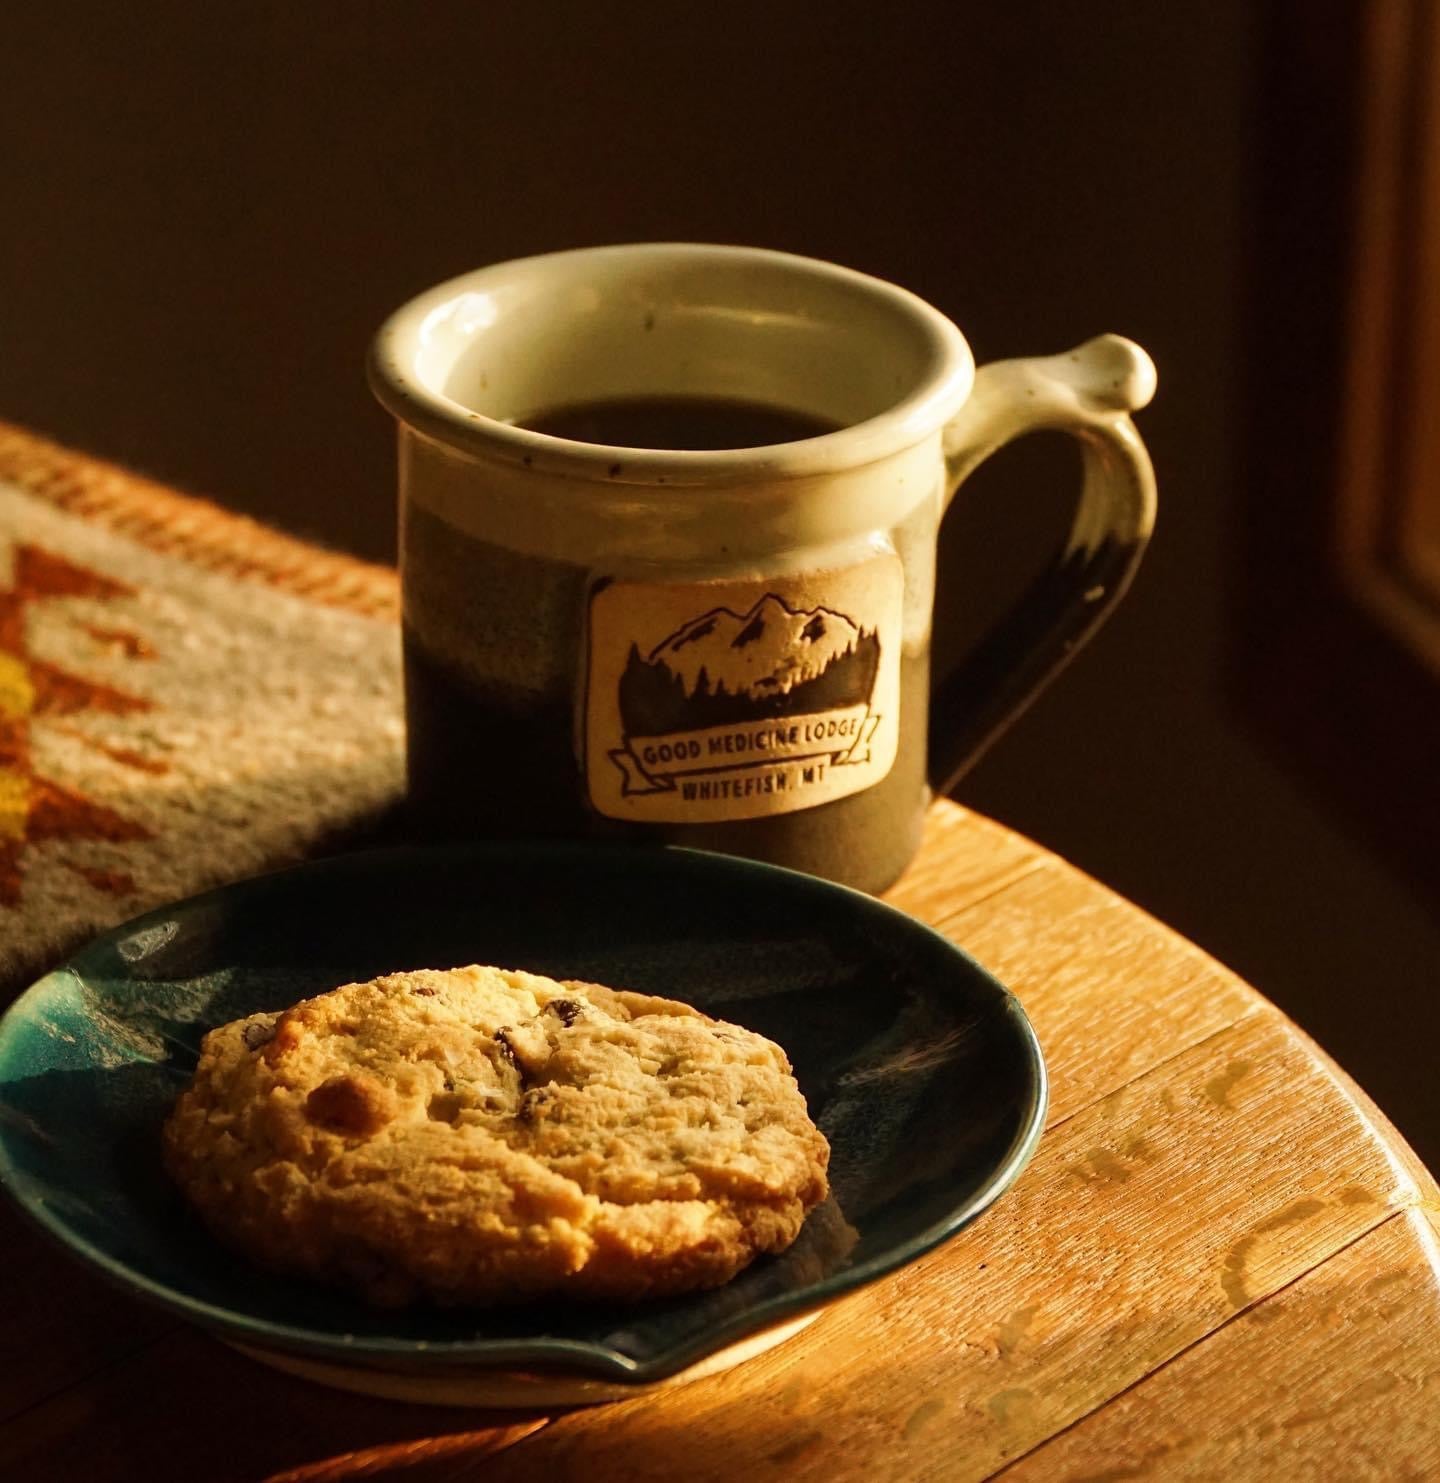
[0,843,1046,1395]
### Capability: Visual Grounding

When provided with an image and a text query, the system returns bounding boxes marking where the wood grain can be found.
[470,1010,1418,1483]
[3,798,1436,1481]
[1000,1209,1440,1480]
[0,802,1045,1454]
[884,804,1047,926]
[931,853,1261,1124]
[262,1422,549,1483]
[0,801,1032,1433]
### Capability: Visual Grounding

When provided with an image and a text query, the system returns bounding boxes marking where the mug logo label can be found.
[586,559,901,823]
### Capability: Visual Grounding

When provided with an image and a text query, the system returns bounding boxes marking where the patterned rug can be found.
[0,423,405,997]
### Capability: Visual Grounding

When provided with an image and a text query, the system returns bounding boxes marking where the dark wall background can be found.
[6,3,1438,1161]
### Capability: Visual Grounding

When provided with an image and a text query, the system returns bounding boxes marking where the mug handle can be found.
[927,333,1158,796]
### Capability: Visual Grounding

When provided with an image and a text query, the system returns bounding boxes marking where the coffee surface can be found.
[519,395,840,450]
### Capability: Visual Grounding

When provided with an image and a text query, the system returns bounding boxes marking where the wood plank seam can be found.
[0,1323,180,1432]
[0,881,1034,1429]
[1286,1017,1440,1211]
[452,1011,1417,1483]
[261,1419,554,1482]
[986,1207,1417,1481]
[0,1004,1281,1470]
[1037,1000,1265,1134]
[927,860,1226,964]
[8,791,1431,1476]
[0,806,1040,1427]
[0,972,1373,1470]
[923,855,1260,1012]
[903,855,1052,923]
[917,854,1271,1134]
[0,868,1060,1429]
[287,1047,1414,1483]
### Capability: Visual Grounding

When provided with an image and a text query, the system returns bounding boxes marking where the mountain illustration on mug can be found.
[618,594,881,736]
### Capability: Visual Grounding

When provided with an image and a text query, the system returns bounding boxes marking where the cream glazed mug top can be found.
[370,243,1156,894]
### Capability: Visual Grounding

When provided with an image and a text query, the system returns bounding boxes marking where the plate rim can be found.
[0,840,1048,1384]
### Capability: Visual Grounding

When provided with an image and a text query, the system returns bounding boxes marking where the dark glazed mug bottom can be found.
[403,632,932,896]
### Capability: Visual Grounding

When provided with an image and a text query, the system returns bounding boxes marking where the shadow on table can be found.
[0,1327,552,1483]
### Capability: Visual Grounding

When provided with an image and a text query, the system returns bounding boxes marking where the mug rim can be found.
[368,243,975,487]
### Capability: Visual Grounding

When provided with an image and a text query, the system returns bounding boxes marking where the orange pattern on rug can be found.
[0,545,154,906]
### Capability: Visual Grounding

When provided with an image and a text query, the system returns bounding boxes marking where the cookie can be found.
[162,965,830,1305]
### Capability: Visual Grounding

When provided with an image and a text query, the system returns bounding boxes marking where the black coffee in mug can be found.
[372,245,1157,893]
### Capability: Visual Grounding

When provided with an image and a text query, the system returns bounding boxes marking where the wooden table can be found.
[3,800,1438,1481]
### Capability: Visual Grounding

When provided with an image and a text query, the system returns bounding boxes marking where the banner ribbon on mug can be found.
[609,705,881,797]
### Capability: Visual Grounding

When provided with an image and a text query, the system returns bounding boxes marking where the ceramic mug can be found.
[370,244,1156,893]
